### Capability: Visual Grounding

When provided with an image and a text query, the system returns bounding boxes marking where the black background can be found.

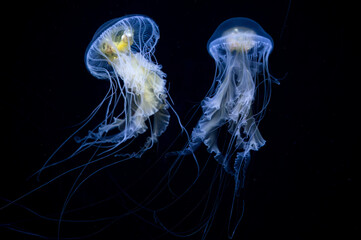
[2,0,355,240]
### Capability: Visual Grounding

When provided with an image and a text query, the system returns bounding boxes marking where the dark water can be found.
[2,0,354,239]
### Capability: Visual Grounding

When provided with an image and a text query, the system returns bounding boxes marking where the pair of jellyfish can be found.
[1,14,277,239]
[82,15,276,238]
[83,15,275,190]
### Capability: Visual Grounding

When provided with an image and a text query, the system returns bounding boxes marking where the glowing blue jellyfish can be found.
[1,14,176,215]
[185,17,277,191]
[0,15,185,239]
[79,15,171,157]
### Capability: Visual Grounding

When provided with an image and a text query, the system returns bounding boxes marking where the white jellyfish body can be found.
[187,17,277,190]
[83,15,170,156]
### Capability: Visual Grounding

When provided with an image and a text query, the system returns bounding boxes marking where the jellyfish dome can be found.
[187,17,276,190]
[81,15,170,157]
[207,17,273,58]
[85,15,161,79]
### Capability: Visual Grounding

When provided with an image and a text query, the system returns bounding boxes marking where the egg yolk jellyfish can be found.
[0,15,190,239]
[34,15,182,177]
[155,17,278,239]
[81,14,172,157]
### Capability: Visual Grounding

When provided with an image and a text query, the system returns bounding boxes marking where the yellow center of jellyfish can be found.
[223,27,256,52]
[100,28,134,62]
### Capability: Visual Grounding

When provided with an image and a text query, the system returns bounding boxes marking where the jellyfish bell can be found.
[97,28,134,62]
[222,27,257,52]
[85,15,159,76]
[208,17,273,57]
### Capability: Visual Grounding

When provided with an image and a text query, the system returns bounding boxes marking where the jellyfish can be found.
[77,14,172,158]
[0,15,191,239]
[150,18,279,240]
[183,17,277,191]
[1,14,173,211]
